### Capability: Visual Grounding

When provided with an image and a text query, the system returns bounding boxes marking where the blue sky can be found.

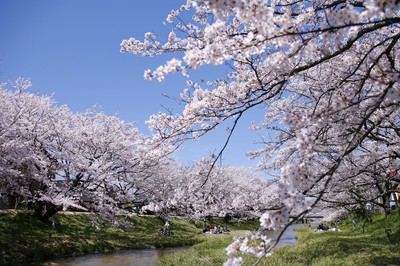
[0,0,268,170]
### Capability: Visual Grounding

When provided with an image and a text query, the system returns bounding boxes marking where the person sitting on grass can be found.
[164,221,170,235]
[202,224,210,233]
[316,223,323,231]
[213,225,221,234]
[209,225,214,231]
[222,225,230,233]
[316,223,329,232]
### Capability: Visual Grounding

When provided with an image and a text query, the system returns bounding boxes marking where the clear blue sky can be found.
[0,0,267,170]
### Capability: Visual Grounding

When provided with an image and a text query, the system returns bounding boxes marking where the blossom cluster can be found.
[0,79,174,221]
[123,0,400,264]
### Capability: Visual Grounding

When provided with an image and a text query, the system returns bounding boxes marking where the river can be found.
[21,246,191,266]
[22,224,304,266]
[268,223,305,249]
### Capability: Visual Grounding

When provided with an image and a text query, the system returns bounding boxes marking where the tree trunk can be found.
[394,192,400,216]
[32,201,63,222]
[381,193,392,216]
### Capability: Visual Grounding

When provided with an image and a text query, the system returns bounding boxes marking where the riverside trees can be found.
[142,161,280,219]
[121,0,400,262]
[0,79,272,223]
[0,79,173,221]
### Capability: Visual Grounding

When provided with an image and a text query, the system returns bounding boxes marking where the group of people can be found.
[202,224,230,234]
[315,222,340,232]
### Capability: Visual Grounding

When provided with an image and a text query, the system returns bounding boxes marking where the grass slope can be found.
[160,213,400,266]
[0,211,197,264]
[159,219,260,266]
[159,230,250,266]
[0,211,259,265]
[261,214,400,266]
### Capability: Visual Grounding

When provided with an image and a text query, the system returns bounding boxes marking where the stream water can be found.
[22,224,304,266]
[22,246,191,266]
[269,223,304,248]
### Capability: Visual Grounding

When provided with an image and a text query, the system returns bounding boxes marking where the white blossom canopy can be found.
[122,0,400,261]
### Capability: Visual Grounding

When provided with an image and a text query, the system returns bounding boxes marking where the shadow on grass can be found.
[370,256,400,266]
[0,211,201,264]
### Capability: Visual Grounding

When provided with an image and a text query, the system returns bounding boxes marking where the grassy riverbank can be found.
[4,210,398,266]
[0,210,259,265]
[0,211,196,264]
[261,213,400,266]
[160,213,400,266]
[159,230,248,266]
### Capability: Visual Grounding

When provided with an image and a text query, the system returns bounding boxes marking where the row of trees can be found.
[0,78,170,221]
[121,0,400,263]
[143,160,280,220]
[0,79,277,222]
[2,0,399,263]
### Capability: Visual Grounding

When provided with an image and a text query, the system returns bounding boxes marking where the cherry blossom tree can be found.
[317,140,400,216]
[54,110,164,220]
[0,79,75,220]
[0,79,173,222]
[122,0,400,262]
[141,159,279,220]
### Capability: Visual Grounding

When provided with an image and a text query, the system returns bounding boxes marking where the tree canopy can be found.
[0,79,173,221]
[0,78,274,224]
[122,0,400,263]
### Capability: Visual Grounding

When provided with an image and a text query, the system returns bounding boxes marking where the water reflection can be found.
[268,224,305,248]
[23,225,305,266]
[25,247,190,266]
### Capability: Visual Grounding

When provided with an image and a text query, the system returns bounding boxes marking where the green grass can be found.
[160,214,400,266]
[159,218,260,266]
[0,211,199,264]
[259,214,400,266]
[5,211,398,266]
[160,232,246,266]
[0,211,259,265]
